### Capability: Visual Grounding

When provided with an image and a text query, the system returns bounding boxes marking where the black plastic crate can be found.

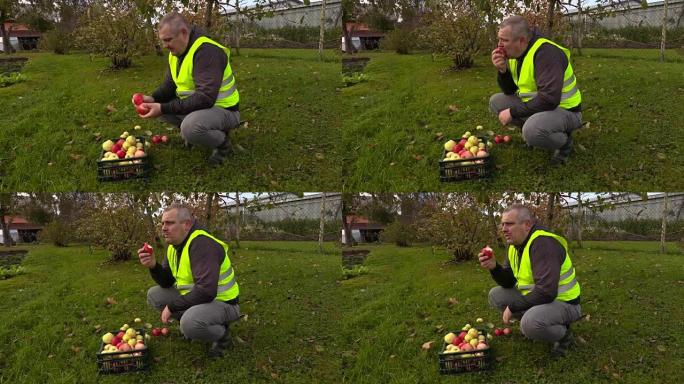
[97,136,151,182]
[439,136,492,182]
[96,328,151,374]
[438,329,493,374]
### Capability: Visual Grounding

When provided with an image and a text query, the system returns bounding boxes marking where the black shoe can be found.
[550,327,576,358]
[551,134,573,166]
[208,138,234,166]
[208,327,233,358]
[184,141,193,150]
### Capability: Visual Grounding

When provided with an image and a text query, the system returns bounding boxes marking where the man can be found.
[138,204,240,358]
[489,15,583,165]
[134,12,240,166]
[478,204,582,358]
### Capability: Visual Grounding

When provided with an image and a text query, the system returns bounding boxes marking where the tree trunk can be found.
[318,192,326,253]
[0,193,14,247]
[318,0,327,61]
[660,193,668,253]
[147,16,162,56]
[547,193,557,227]
[205,0,215,31]
[206,193,215,227]
[547,0,557,36]
[234,191,241,249]
[1,18,13,55]
[660,0,669,62]
[342,22,354,54]
[575,193,584,249]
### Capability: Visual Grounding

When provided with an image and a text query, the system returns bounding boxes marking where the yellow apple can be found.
[444,332,457,344]
[102,140,114,151]
[126,135,137,146]
[102,332,114,344]
[444,140,457,151]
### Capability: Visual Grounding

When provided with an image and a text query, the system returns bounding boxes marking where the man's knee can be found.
[146,286,164,309]
[489,93,504,114]
[520,308,546,339]
[488,286,505,308]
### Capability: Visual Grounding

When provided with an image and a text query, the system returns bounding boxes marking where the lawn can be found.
[338,241,684,383]
[0,49,343,192]
[341,49,684,191]
[0,241,345,383]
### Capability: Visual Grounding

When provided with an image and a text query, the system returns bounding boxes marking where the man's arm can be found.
[507,236,565,313]
[151,66,177,104]
[149,257,176,288]
[497,70,518,95]
[490,258,517,288]
[160,44,227,115]
[167,236,225,313]
[510,44,568,119]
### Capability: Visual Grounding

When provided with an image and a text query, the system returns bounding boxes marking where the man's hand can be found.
[161,305,172,324]
[137,246,156,268]
[131,93,154,106]
[478,251,496,270]
[491,47,507,73]
[139,103,162,119]
[503,306,513,325]
[498,108,513,126]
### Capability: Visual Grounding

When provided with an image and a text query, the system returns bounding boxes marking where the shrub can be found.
[0,265,26,280]
[380,27,417,54]
[341,265,368,279]
[0,72,27,87]
[38,220,71,247]
[379,220,418,247]
[38,29,71,54]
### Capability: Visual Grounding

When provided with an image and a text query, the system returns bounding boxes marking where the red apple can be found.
[161,135,169,144]
[132,93,144,106]
[494,135,503,144]
[494,328,503,336]
[151,135,161,144]
[481,245,493,260]
[136,104,150,116]
[116,139,125,147]
[116,150,126,159]
[459,331,467,339]
[458,139,467,146]
[503,328,512,335]
[117,331,125,339]
[160,327,169,336]
[111,144,121,154]
[503,135,511,144]
[143,242,153,254]
[453,144,464,153]
[151,328,161,337]
[110,336,121,346]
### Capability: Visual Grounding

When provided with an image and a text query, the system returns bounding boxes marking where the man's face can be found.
[500,210,532,246]
[161,209,191,245]
[497,26,527,59]
[158,24,189,56]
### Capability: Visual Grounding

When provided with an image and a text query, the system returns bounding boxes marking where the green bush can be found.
[586,219,684,240]
[0,265,26,280]
[0,72,26,87]
[341,265,368,279]
[342,72,369,87]
[583,26,684,47]
[38,28,71,54]
[380,27,416,54]
[379,220,417,247]
[265,218,341,236]
[37,220,71,247]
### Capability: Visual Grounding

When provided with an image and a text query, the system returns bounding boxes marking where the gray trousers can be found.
[160,107,240,149]
[147,286,240,343]
[488,286,582,343]
[489,93,582,151]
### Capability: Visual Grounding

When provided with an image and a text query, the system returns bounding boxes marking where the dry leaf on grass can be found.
[447,104,459,113]
[413,154,424,161]
[421,341,434,350]
[105,104,117,113]
[447,297,459,306]
[106,297,117,305]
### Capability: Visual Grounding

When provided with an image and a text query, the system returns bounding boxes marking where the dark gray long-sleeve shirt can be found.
[149,222,237,313]
[152,26,238,115]
[497,34,581,119]
[490,224,580,313]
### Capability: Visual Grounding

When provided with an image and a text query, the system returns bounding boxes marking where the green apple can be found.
[475,318,484,323]
[444,140,457,151]
[444,332,457,344]
[102,332,114,344]
[102,140,114,152]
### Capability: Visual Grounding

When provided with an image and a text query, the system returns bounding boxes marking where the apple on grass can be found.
[151,328,161,337]
[151,135,162,144]
[161,135,169,144]
[503,135,511,144]
[161,327,169,336]
[494,328,503,336]
[503,328,512,335]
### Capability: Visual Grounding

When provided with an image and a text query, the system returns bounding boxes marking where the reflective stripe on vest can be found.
[166,229,239,301]
[507,229,581,302]
[168,36,239,108]
[508,38,581,110]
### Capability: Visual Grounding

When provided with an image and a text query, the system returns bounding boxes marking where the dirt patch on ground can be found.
[0,57,28,74]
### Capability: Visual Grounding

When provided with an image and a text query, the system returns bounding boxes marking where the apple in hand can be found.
[143,242,153,254]
[132,93,144,106]
[480,245,493,260]
[136,104,150,116]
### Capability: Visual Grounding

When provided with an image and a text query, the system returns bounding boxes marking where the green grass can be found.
[341,49,684,191]
[338,241,684,383]
[0,241,344,383]
[0,49,343,191]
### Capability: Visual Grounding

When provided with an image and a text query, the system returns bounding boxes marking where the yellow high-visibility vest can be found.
[168,36,239,108]
[507,229,580,302]
[509,38,581,110]
[167,229,239,301]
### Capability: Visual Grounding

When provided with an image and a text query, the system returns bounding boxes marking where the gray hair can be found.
[503,203,536,224]
[159,12,189,35]
[164,203,193,223]
[500,15,532,40]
